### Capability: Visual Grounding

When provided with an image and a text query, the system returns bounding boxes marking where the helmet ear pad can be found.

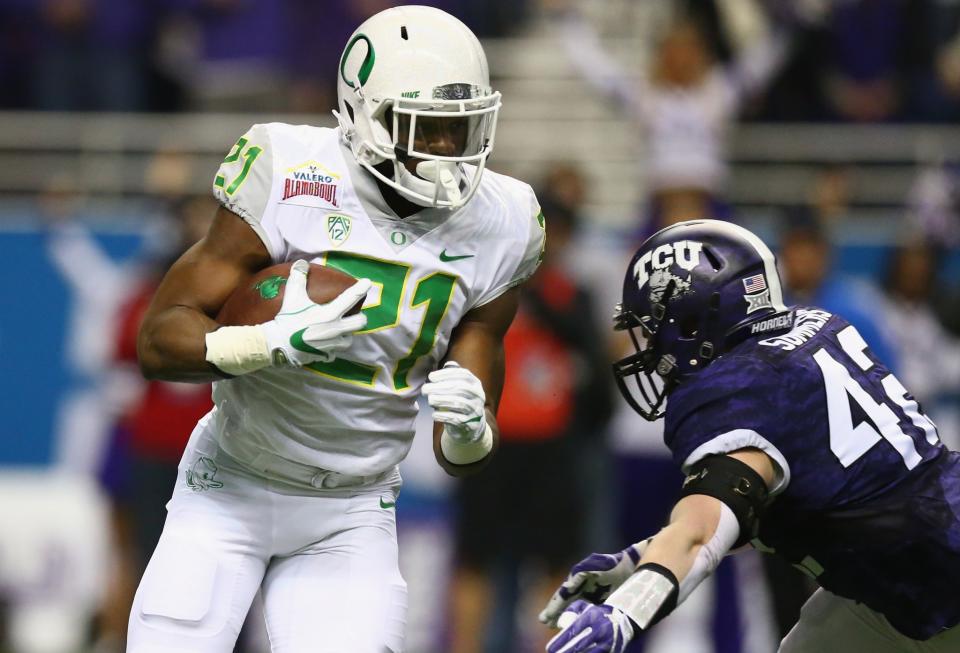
[336,89,393,168]
[644,284,720,381]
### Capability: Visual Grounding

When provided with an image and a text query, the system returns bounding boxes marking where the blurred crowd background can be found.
[2,0,960,652]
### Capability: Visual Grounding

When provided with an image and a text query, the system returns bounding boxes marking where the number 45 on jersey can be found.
[816,326,939,469]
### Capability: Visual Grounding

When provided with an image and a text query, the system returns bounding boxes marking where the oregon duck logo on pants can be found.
[186,456,224,491]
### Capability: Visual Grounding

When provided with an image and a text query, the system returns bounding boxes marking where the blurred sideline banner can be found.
[0,222,145,466]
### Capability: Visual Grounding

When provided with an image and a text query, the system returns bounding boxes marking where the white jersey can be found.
[209,123,544,476]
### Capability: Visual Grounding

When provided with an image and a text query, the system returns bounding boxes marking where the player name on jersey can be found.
[749,310,794,335]
[759,308,831,351]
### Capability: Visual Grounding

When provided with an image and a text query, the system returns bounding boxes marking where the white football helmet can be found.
[335,5,501,210]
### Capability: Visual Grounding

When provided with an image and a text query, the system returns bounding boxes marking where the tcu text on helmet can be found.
[634,241,704,289]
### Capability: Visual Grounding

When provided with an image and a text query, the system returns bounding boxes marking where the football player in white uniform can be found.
[127,6,545,652]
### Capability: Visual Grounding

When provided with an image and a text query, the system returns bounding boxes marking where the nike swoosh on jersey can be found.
[439,249,474,262]
[379,497,396,509]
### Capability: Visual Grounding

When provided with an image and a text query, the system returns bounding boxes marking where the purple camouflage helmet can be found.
[613,219,792,420]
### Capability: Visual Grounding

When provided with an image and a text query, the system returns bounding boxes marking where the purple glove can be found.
[545,600,635,653]
[539,540,649,627]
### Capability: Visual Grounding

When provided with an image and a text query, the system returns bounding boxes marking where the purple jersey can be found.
[664,307,960,640]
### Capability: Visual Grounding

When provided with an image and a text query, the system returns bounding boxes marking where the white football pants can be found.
[127,418,407,653]
[780,588,960,653]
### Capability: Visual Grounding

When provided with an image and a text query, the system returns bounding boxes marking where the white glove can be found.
[423,361,487,439]
[422,361,492,464]
[539,540,651,628]
[261,259,370,366]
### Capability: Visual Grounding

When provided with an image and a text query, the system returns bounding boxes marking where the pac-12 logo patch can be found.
[326,214,352,246]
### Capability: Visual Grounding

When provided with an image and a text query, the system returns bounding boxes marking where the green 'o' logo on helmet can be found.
[340,34,376,89]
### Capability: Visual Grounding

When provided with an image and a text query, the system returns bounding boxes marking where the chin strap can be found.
[394,159,463,207]
[418,160,462,204]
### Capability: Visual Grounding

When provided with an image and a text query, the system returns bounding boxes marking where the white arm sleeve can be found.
[606,501,741,631]
[677,502,741,602]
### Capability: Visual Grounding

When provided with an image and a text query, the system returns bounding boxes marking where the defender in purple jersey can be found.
[540,220,960,653]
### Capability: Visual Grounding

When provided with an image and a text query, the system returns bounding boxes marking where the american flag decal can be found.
[743,274,767,293]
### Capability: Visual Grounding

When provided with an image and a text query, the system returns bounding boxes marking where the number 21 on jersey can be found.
[814,325,940,469]
[307,251,457,392]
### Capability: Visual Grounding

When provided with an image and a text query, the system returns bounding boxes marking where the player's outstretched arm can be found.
[545,449,776,653]
[138,206,272,382]
[424,286,520,477]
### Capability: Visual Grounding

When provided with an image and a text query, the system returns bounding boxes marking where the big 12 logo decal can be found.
[634,240,703,302]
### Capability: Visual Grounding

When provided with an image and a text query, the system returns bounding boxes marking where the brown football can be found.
[216,262,360,326]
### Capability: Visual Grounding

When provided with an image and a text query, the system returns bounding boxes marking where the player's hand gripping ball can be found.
[218,260,363,326]
[218,259,370,366]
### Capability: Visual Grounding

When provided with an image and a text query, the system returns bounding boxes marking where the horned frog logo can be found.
[254,275,287,300]
[186,456,224,491]
[648,268,691,304]
[634,240,702,304]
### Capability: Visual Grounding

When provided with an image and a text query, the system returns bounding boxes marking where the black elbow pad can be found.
[679,455,770,547]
